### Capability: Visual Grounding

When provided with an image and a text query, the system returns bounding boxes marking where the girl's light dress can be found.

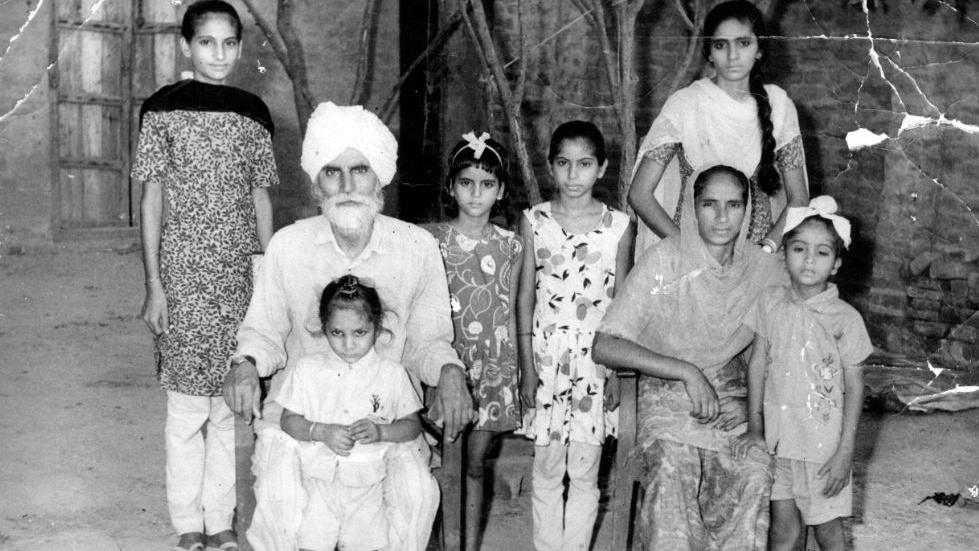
[524,202,630,446]
[426,223,523,431]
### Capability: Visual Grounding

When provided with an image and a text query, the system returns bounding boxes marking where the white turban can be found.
[300,102,398,186]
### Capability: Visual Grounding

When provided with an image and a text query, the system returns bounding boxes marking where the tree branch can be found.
[277,0,316,133]
[380,10,463,123]
[349,0,381,105]
[240,0,290,74]
[462,0,542,204]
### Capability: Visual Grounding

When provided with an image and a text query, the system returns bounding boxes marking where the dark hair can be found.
[442,135,509,219]
[547,120,607,165]
[693,164,750,204]
[702,0,779,196]
[318,275,385,336]
[781,216,845,258]
[181,0,243,41]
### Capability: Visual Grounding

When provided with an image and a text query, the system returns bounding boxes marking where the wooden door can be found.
[51,0,184,236]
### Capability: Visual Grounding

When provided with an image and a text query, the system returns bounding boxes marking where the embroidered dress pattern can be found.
[426,223,523,431]
[526,202,630,446]
[132,108,278,396]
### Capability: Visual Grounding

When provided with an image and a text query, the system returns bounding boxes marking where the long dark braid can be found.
[703,0,780,196]
[750,66,779,196]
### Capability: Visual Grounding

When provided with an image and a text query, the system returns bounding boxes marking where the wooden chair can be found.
[610,369,642,550]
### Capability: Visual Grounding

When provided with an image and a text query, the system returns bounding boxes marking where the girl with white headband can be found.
[732,195,873,551]
[425,131,523,551]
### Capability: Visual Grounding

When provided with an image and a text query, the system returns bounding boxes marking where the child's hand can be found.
[603,371,621,411]
[349,418,382,444]
[319,423,354,456]
[730,431,765,459]
[520,371,538,411]
[141,283,169,335]
[818,448,853,497]
[711,396,747,431]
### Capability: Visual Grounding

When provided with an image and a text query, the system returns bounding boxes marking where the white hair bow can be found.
[783,195,852,249]
[461,131,492,159]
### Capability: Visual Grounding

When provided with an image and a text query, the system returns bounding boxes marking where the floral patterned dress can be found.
[525,202,630,446]
[426,223,523,431]
[132,84,278,396]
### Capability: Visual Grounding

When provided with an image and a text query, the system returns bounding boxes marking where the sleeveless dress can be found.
[131,80,278,396]
[426,223,523,431]
[524,202,630,446]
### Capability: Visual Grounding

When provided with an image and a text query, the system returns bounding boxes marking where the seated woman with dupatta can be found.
[593,164,784,550]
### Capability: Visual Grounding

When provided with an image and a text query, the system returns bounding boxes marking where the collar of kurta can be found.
[312,214,389,260]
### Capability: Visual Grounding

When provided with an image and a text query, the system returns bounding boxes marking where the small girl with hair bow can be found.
[732,195,873,551]
[425,131,524,551]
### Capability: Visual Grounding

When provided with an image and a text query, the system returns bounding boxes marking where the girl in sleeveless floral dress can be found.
[517,121,635,551]
[425,132,523,551]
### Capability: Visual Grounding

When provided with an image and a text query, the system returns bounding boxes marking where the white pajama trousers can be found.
[165,391,236,535]
[247,427,439,551]
[532,441,602,551]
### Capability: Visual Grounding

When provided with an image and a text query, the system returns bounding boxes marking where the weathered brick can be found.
[930,261,970,280]
[949,280,970,297]
[909,308,940,322]
[908,251,937,276]
[910,298,941,311]
[913,321,951,338]
[906,286,943,301]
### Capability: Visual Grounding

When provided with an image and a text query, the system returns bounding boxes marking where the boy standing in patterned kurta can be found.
[133,3,277,549]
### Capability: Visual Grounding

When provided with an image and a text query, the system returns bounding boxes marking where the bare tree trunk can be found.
[240,0,316,133]
[461,0,542,205]
[350,0,382,105]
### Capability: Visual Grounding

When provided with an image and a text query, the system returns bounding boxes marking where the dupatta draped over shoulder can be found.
[139,79,274,136]
[599,168,784,451]
[632,78,805,253]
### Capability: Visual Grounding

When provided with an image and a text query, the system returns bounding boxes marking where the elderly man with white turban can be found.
[224,102,472,551]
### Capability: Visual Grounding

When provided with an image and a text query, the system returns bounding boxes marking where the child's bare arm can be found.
[516,215,538,408]
[349,412,422,444]
[819,364,864,496]
[252,186,273,251]
[731,334,768,457]
[281,407,353,455]
[139,178,168,335]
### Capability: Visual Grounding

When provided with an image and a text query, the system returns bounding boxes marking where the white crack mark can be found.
[0,0,45,68]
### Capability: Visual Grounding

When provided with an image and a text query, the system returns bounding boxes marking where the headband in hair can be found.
[783,195,852,249]
[452,131,504,167]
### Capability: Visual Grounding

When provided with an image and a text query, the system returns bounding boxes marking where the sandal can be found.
[172,532,205,551]
[206,530,239,551]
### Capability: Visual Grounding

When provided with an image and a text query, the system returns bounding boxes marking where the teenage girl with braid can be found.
[629,0,808,256]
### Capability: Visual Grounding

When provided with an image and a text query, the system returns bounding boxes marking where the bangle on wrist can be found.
[760,238,778,254]
[308,422,317,441]
[231,355,256,369]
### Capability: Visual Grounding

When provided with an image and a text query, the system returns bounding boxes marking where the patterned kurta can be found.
[426,223,522,432]
[525,202,630,446]
[132,99,278,396]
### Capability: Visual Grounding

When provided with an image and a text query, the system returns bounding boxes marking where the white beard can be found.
[322,192,382,234]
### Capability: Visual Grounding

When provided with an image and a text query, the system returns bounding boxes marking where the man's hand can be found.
[436,363,473,442]
[223,359,262,423]
[349,418,382,444]
[711,395,748,431]
[141,282,169,335]
[681,363,719,423]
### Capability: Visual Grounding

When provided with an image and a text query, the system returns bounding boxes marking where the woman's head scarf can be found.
[601,165,782,371]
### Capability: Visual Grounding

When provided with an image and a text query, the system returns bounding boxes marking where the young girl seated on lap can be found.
[732,196,873,551]
[425,132,523,551]
[277,275,423,551]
